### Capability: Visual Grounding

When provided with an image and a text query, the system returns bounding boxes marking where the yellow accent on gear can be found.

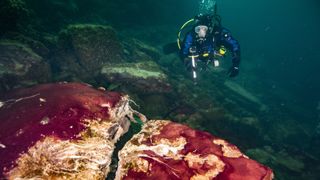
[203,53,209,57]
[219,46,227,55]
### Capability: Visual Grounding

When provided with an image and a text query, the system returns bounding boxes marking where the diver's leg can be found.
[184,58,192,71]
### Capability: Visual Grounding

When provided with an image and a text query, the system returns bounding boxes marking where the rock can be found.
[246,147,305,175]
[51,50,89,82]
[0,82,136,179]
[139,94,171,118]
[54,24,166,86]
[100,61,171,93]
[0,41,51,93]
[2,32,50,57]
[224,80,268,112]
[122,38,161,62]
[116,120,274,180]
[58,24,124,74]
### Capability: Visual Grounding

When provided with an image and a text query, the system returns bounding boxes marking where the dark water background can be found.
[220,0,320,110]
[1,0,320,179]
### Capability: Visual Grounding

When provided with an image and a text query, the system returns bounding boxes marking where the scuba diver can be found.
[176,12,241,81]
[162,2,241,82]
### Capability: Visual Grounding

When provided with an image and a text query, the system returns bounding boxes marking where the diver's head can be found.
[194,14,213,40]
[195,25,208,38]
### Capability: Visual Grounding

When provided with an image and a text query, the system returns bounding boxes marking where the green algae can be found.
[0,40,42,60]
[101,61,167,80]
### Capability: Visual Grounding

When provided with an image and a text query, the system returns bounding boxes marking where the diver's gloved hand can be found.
[227,66,239,77]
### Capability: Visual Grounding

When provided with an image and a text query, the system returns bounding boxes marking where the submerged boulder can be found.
[0,82,136,179]
[101,61,171,93]
[58,24,124,74]
[116,120,274,180]
[0,41,50,93]
[223,80,268,112]
[122,38,161,62]
[1,33,50,58]
[246,147,305,174]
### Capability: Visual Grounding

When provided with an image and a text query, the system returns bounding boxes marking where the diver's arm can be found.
[220,28,241,67]
[219,28,241,77]
[182,33,193,58]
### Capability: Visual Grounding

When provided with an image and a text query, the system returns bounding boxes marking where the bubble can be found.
[199,0,216,14]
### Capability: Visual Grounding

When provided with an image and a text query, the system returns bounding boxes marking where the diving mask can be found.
[195,25,208,38]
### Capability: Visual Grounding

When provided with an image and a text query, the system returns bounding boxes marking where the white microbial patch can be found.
[40,117,50,125]
[15,129,24,137]
[39,98,46,102]
[0,101,3,108]
[98,87,106,91]
[100,103,110,108]
[0,143,6,149]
